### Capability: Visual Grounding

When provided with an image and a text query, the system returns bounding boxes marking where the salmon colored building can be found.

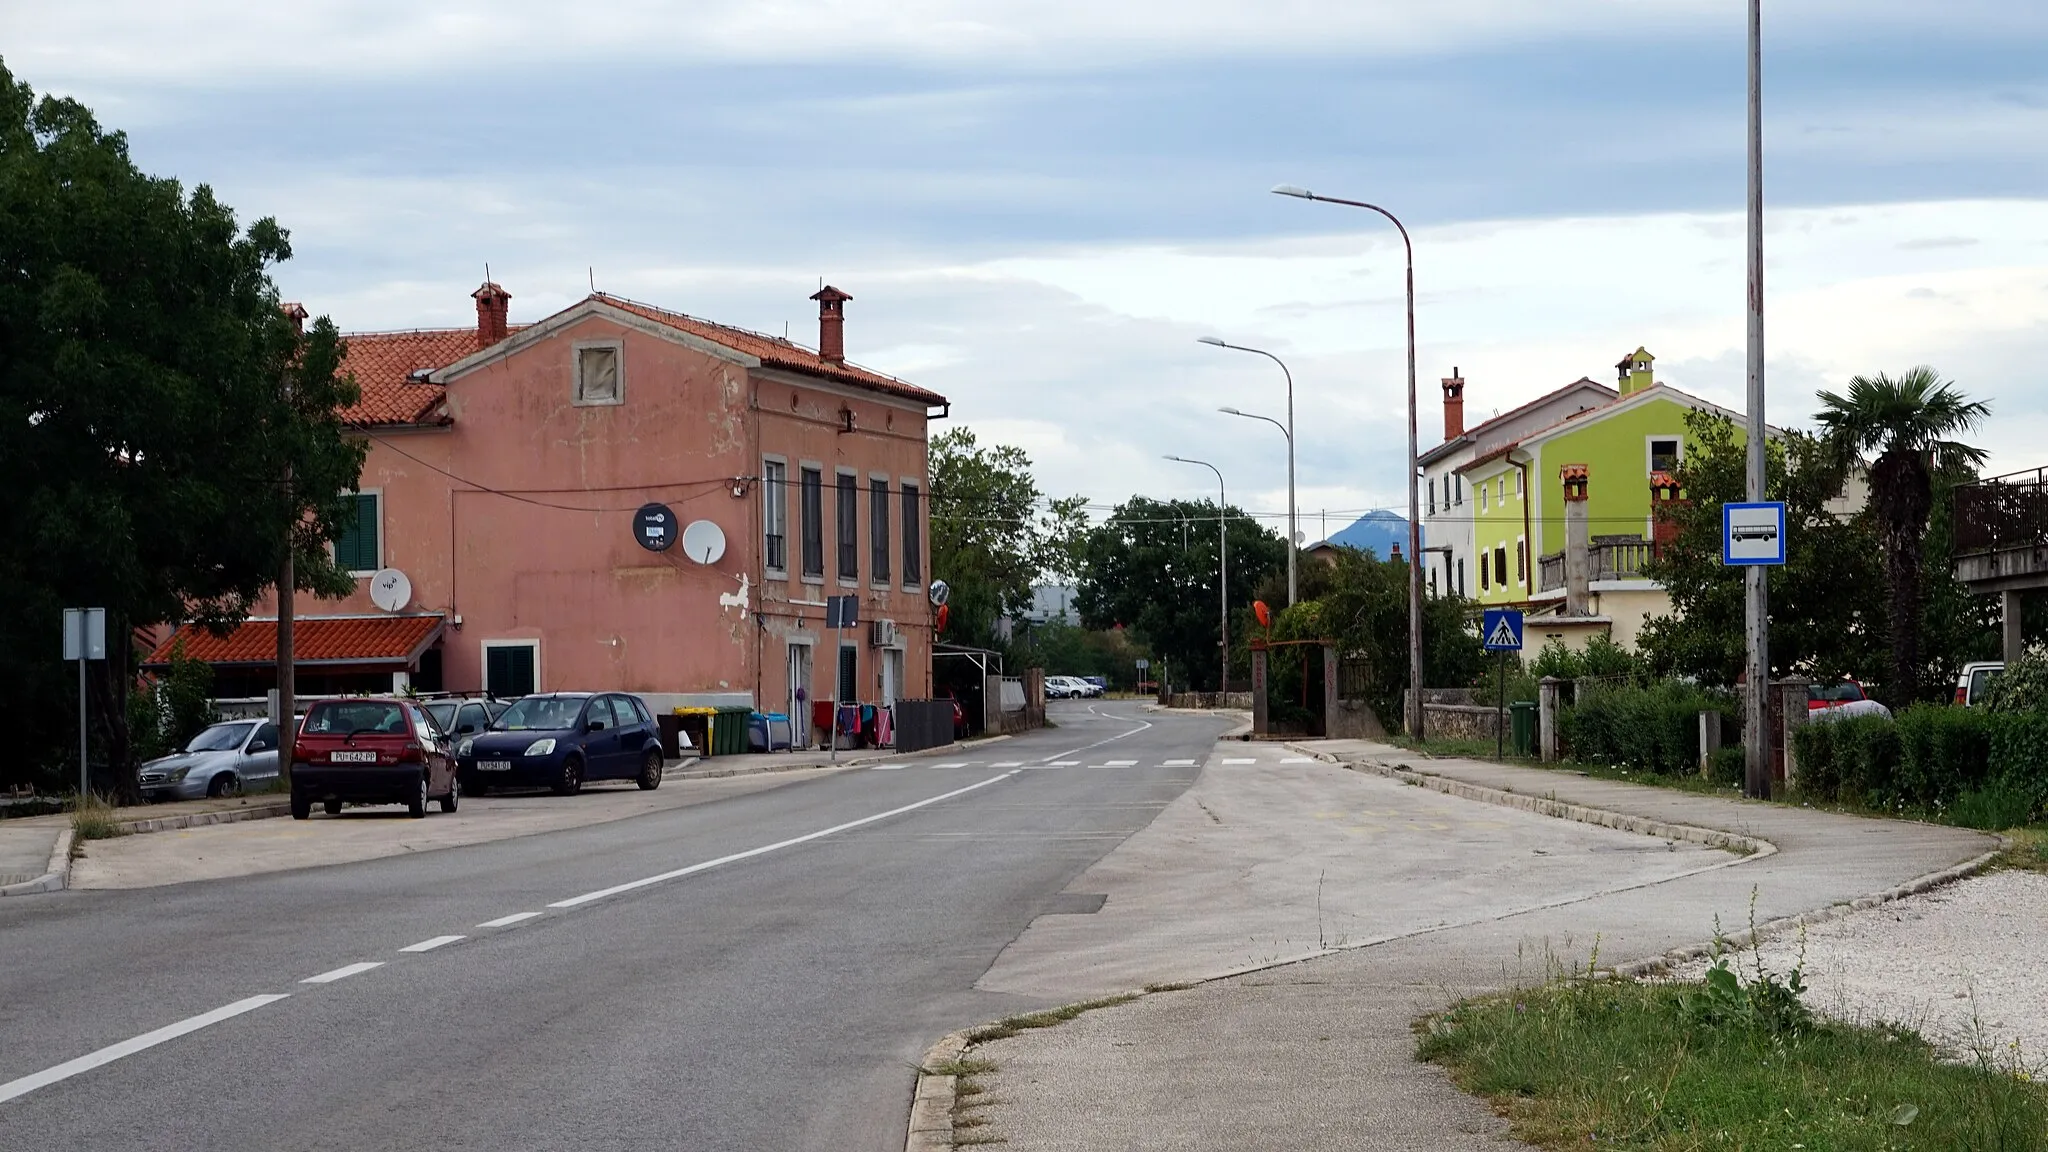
[148,282,946,742]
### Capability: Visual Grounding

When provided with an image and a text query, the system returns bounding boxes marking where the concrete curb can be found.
[904,1030,973,1152]
[116,801,294,835]
[0,828,73,897]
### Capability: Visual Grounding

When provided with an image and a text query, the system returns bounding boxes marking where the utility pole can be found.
[1742,0,1771,800]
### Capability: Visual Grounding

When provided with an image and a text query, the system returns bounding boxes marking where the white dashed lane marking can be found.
[477,912,543,928]
[0,995,291,1106]
[300,962,383,985]
[398,936,465,954]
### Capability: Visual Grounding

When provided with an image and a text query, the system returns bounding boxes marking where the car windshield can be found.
[1972,669,2002,699]
[423,702,458,730]
[1809,682,1864,703]
[493,697,586,731]
[303,702,410,736]
[184,722,254,753]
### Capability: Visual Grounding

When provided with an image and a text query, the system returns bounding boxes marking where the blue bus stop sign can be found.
[1482,608,1524,652]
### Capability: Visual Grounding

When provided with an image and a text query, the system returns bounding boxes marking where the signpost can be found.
[1722,501,1787,567]
[1482,608,1524,761]
[825,595,859,762]
[1135,658,1150,694]
[63,608,108,798]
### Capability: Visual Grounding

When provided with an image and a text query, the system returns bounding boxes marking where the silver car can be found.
[138,720,283,800]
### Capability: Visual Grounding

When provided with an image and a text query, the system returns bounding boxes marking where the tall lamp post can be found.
[1742,0,1771,800]
[1271,183,1424,739]
[1165,455,1229,696]
[1200,338,1297,606]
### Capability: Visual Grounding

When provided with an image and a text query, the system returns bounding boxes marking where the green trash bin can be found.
[713,706,753,756]
[1509,700,1538,757]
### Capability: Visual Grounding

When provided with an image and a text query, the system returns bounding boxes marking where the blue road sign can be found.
[1722,501,1787,566]
[1482,608,1524,652]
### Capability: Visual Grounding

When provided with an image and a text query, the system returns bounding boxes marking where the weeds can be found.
[69,793,128,843]
[965,994,1138,1043]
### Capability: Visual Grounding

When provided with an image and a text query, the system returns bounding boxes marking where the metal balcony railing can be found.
[1955,467,2048,556]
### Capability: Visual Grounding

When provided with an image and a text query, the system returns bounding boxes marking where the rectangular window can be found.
[1428,478,1436,515]
[837,643,858,704]
[1455,476,1463,505]
[1515,470,1524,498]
[1480,483,1489,512]
[836,471,858,582]
[1497,477,1505,504]
[1516,539,1526,583]
[1430,569,1438,597]
[1495,546,1508,588]
[1651,437,1681,473]
[870,477,891,583]
[483,641,538,698]
[763,460,788,573]
[575,345,620,404]
[901,482,922,585]
[335,492,381,573]
[1457,558,1466,596]
[800,467,824,578]
[1479,551,1490,590]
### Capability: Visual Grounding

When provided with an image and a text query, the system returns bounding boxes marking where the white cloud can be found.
[17,1,2042,88]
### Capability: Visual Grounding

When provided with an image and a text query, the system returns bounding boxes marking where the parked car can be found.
[1807,680,1869,712]
[1956,661,2004,707]
[1049,675,1102,699]
[1044,677,1076,700]
[459,692,665,796]
[291,698,458,819]
[139,719,283,801]
[422,696,511,739]
[936,691,969,738]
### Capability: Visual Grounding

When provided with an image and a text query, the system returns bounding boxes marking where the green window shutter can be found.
[486,645,536,698]
[336,494,380,572]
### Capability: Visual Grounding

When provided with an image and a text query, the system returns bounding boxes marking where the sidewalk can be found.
[948,739,1995,1151]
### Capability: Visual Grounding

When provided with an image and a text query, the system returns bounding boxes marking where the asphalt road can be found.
[0,701,1227,1151]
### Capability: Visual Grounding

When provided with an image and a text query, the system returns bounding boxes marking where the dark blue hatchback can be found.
[458,692,665,796]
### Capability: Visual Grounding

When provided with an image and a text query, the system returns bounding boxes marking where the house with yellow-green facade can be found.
[1455,348,1765,651]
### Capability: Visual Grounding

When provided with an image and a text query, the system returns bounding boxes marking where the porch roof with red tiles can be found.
[143,615,445,668]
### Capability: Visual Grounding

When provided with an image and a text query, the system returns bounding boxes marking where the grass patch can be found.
[1993,825,2048,873]
[1388,734,1740,799]
[966,994,1140,1043]
[1419,977,2048,1150]
[69,793,129,843]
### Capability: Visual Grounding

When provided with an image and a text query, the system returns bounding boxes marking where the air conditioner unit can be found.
[870,619,898,648]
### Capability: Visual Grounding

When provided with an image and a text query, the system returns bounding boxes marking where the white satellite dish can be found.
[369,568,412,612]
[680,520,727,565]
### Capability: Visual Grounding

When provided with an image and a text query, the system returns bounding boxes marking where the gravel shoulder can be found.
[1671,868,2048,1064]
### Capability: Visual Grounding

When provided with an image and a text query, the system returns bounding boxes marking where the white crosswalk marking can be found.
[928,763,969,769]
[1163,759,1197,767]
[1280,757,1316,764]
[1047,760,1081,767]
[1103,760,1137,766]
[1221,757,1257,765]
[871,764,907,771]
[991,761,1023,768]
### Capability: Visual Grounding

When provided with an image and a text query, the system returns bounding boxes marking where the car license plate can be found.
[478,760,511,772]
[329,750,379,763]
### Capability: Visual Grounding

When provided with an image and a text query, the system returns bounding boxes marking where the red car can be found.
[291,698,460,819]
[1807,680,1868,712]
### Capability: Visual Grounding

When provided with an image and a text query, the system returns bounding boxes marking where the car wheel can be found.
[552,756,583,796]
[207,772,240,799]
[439,776,459,813]
[408,772,428,818]
[323,799,343,816]
[291,789,311,820]
[636,748,663,791]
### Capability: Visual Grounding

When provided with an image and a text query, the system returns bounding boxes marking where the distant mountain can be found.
[1323,509,1414,560]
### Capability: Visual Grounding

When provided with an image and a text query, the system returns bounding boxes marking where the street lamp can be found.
[1201,337,1297,607]
[1271,182,1425,741]
[1165,454,1228,696]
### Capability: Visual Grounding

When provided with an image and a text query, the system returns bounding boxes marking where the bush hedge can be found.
[1561,681,1735,776]
[1793,704,2048,825]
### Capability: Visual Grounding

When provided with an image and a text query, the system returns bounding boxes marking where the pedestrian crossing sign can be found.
[1482,608,1524,652]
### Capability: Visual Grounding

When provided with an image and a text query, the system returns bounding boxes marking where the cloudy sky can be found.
[13,2,2048,537]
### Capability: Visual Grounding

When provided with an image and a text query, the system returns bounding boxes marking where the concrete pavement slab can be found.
[953,739,1996,1150]
[0,824,64,891]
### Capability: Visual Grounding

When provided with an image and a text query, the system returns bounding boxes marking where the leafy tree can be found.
[126,642,217,764]
[927,427,1087,648]
[1639,408,1886,687]
[1076,496,1286,691]
[1815,367,1989,706]
[1258,546,1483,728]
[0,61,364,795]
[1012,621,1150,690]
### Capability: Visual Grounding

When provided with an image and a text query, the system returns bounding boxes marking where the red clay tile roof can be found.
[144,615,444,667]
[593,294,948,406]
[338,327,519,428]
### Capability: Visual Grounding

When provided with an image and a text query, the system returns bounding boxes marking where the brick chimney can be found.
[1650,470,1687,557]
[1441,368,1466,440]
[281,302,308,336]
[810,285,852,364]
[473,281,511,346]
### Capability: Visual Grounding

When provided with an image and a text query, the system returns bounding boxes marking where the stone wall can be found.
[1161,692,1254,710]
[1422,703,1504,741]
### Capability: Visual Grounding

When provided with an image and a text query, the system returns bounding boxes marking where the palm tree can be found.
[1815,367,1988,706]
